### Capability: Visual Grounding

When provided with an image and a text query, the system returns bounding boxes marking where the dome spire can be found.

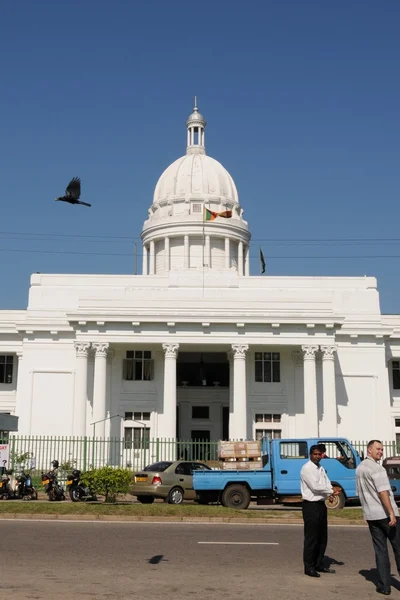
[186,98,206,155]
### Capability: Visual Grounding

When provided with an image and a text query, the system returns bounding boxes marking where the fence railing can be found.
[1,436,220,472]
[1,436,399,473]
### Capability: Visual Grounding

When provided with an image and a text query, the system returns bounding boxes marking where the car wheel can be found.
[137,496,155,504]
[325,490,345,510]
[221,484,251,509]
[167,487,184,504]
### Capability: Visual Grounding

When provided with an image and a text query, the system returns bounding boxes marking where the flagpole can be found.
[202,206,206,297]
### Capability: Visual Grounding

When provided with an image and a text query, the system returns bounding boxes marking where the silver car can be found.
[131,460,212,504]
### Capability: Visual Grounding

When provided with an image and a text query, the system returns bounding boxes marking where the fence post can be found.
[156,438,160,462]
[11,436,16,470]
[83,436,87,471]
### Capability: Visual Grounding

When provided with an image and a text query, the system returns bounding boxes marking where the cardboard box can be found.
[219,460,263,471]
[218,440,262,459]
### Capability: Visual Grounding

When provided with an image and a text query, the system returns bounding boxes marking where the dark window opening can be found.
[192,406,209,419]
[124,427,150,450]
[393,361,400,390]
[0,355,13,385]
[255,352,280,383]
[123,351,153,381]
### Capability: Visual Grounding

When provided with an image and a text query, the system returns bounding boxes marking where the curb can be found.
[0,513,367,525]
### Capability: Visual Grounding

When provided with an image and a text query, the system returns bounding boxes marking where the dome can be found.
[153,152,239,206]
[141,101,250,278]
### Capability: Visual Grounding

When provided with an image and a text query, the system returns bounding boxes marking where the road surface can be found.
[1,520,400,599]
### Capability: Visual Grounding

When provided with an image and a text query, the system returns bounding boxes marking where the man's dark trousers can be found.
[367,517,400,591]
[302,499,328,570]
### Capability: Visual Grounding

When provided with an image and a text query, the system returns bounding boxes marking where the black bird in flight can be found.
[55,177,91,207]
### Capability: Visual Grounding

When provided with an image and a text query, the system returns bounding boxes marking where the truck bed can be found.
[193,468,272,492]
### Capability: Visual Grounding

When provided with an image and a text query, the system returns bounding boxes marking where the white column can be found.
[231,344,249,439]
[205,235,210,267]
[142,245,148,275]
[238,240,243,275]
[149,240,155,275]
[320,345,338,436]
[244,245,250,275]
[162,343,179,439]
[73,342,91,437]
[15,352,25,429]
[187,128,190,147]
[225,237,230,269]
[184,235,189,269]
[302,345,319,436]
[291,351,304,437]
[227,350,235,438]
[164,237,170,271]
[92,342,109,438]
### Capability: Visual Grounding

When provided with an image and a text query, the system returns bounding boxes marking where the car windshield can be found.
[143,462,173,472]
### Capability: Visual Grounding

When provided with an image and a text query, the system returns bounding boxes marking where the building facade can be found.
[1,103,400,444]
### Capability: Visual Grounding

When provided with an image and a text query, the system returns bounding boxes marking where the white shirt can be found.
[300,460,333,501]
[356,456,399,521]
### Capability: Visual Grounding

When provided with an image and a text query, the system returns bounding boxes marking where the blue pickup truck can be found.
[193,437,400,510]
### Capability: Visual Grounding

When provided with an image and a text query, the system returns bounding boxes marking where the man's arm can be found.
[378,490,397,526]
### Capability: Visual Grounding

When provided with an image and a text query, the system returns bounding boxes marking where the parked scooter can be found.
[0,460,15,500]
[66,469,97,502]
[41,460,65,501]
[15,468,38,500]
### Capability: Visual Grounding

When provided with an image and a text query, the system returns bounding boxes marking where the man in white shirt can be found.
[301,445,339,577]
[356,439,400,596]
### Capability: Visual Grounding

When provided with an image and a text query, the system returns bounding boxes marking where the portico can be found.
[69,337,339,441]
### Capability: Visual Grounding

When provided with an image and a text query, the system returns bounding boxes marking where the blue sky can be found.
[1,0,399,312]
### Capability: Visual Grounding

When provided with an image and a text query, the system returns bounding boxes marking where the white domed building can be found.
[1,103,400,463]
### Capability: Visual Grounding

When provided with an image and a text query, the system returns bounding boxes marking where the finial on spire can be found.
[194,95,198,110]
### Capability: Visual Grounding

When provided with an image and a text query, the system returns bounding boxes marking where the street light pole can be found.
[90,414,123,438]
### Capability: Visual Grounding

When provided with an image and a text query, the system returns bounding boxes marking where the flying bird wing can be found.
[65,177,81,200]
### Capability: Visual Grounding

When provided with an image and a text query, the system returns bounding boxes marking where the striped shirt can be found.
[356,456,399,521]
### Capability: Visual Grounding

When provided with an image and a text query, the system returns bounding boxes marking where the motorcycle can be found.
[41,460,66,501]
[66,469,97,502]
[0,460,15,500]
[15,468,38,500]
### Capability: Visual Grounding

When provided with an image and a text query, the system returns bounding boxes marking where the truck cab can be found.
[270,438,360,509]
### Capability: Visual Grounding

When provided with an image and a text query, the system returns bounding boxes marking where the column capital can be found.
[163,343,179,359]
[292,350,303,366]
[320,345,337,360]
[16,351,23,361]
[302,345,319,360]
[92,342,110,358]
[232,344,249,359]
[74,342,91,357]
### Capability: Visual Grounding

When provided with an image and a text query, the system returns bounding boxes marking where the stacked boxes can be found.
[218,441,262,471]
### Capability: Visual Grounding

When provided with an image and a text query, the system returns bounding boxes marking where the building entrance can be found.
[176,352,229,441]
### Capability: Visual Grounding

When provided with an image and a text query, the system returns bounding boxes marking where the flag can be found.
[204,207,233,221]
[259,246,266,274]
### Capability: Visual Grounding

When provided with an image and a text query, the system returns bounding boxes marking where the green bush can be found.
[81,467,132,503]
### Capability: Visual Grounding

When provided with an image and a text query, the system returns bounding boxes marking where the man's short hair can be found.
[316,443,326,453]
[367,439,382,450]
[310,445,321,454]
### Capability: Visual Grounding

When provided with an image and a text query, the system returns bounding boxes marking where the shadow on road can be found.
[325,555,345,567]
[359,568,400,592]
[148,555,167,565]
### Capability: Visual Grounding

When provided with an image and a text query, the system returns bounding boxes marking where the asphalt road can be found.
[1,520,400,600]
